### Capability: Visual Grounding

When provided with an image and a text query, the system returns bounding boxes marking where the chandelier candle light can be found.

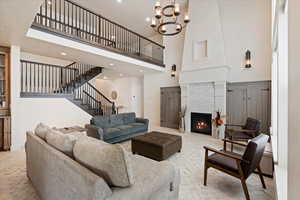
[151,0,190,36]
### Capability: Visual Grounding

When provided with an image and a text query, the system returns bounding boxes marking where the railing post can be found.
[138,37,141,56]
[112,102,116,115]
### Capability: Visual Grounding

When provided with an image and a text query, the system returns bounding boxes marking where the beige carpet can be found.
[0,127,275,200]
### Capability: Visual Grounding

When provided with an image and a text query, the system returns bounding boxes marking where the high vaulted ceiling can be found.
[73,0,187,38]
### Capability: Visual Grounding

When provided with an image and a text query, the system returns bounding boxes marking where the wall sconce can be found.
[171,64,176,77]
[245,50,252,68]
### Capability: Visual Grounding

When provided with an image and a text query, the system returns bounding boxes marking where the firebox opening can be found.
[191,112,212,135]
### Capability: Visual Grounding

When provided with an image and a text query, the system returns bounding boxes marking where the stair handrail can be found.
[20,60,77,70]
[83,90,101,104]
[65,62,77,68]
[86,82,114,104]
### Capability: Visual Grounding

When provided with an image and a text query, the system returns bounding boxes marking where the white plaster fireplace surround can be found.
[179,0,231,138]
[179,67,228,138]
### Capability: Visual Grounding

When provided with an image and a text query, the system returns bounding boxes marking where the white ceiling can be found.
[72,0,187,38]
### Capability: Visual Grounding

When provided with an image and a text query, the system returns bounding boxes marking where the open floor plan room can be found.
[0,0,298,199]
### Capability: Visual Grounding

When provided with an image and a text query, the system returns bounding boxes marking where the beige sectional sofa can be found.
[26,126,180,200]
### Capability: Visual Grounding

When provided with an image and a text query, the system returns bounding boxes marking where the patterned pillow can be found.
[73,137,134,187]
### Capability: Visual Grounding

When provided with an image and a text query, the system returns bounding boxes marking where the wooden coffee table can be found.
[132,131,182,161]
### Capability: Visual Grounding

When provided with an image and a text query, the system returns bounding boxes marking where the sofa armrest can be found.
[85,124,104,140]
[136,118,149,126]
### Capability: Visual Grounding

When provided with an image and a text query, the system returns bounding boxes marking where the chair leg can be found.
[240,177,250,200]
[204,165,208,186]
[231,143,234,152]
[257,166,266,189]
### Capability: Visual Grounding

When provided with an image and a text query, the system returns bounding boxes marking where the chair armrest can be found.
[222,139,248,147]
[204,146,249,164]
[85,124,104,140]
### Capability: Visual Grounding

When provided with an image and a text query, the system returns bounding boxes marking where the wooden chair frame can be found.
[204,139,266,200]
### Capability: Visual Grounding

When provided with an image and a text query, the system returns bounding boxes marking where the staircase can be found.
[20,60,116,116]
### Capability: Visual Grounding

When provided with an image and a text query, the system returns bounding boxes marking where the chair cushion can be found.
[207,151,242,173]
[35,123,51,140]
[73,137,134,187]
[45,130,77,157]
[122,113,136,124]
[227,130,253,140]
[110,115,124,127]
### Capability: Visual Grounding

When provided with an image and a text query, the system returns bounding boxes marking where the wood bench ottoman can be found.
[132,131,182,161]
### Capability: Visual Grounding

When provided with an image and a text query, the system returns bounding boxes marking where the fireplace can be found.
[191,112,212,135]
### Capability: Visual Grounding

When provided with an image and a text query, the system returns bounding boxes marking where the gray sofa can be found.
[26,131,180,200]
[86,113,149,143]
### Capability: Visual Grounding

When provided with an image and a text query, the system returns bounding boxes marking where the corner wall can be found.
[144,32,185,127]
[288,0,300,199]
[95,77,144,117]
[10,48,92,151]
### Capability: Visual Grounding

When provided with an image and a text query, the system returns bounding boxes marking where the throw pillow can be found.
[73,138,134,187]
[46,130,77,157]
[35,123,51,140]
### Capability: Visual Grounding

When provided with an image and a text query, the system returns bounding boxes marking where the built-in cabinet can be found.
[0,47,11,151]
[227,81,271,134]
[160,87,181,129]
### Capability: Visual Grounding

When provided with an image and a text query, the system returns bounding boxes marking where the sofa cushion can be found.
[122,113,136,124]
[93,116,111,128]
[130,122,145,126]
[110,154,176,199]
[128,123,147,132]
[45,130,77,157]
[110,115,124,127]
[73,138,134,187]
[103,127,123,140]
[35,123,51,140]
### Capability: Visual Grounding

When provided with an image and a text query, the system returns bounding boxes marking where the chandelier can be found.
[150,0,190,36]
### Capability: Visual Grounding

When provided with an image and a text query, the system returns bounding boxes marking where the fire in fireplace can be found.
[191,112,212,135]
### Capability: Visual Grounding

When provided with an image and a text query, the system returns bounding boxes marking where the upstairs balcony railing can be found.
[32,0,165,66]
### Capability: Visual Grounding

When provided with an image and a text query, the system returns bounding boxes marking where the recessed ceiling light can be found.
[117,0,122,3]
[109,63,114,66]
[146,17,151,22]
[61,52,67,56]
[103,76,108,80]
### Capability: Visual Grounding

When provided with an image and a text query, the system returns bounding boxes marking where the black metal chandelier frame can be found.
[150,0,190,36]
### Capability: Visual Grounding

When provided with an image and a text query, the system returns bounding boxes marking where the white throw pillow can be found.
[35,123,51,140]
[46,130,77,157]
[73,138,134,187]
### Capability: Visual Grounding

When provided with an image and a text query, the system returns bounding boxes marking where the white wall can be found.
[182,0,226,70]
[95,77,144,117]
[144,32,185,127]
[288,0,300,199]
[10,49,92,151]
[181,0,271,82]
[218,0,272,82]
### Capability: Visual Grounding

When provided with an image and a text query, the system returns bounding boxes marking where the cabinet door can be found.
[160,87,181,129]
[247,83,271,133]
[227,86,247,125]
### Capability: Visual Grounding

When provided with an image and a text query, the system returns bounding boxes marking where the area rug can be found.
[0,127,275,200]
